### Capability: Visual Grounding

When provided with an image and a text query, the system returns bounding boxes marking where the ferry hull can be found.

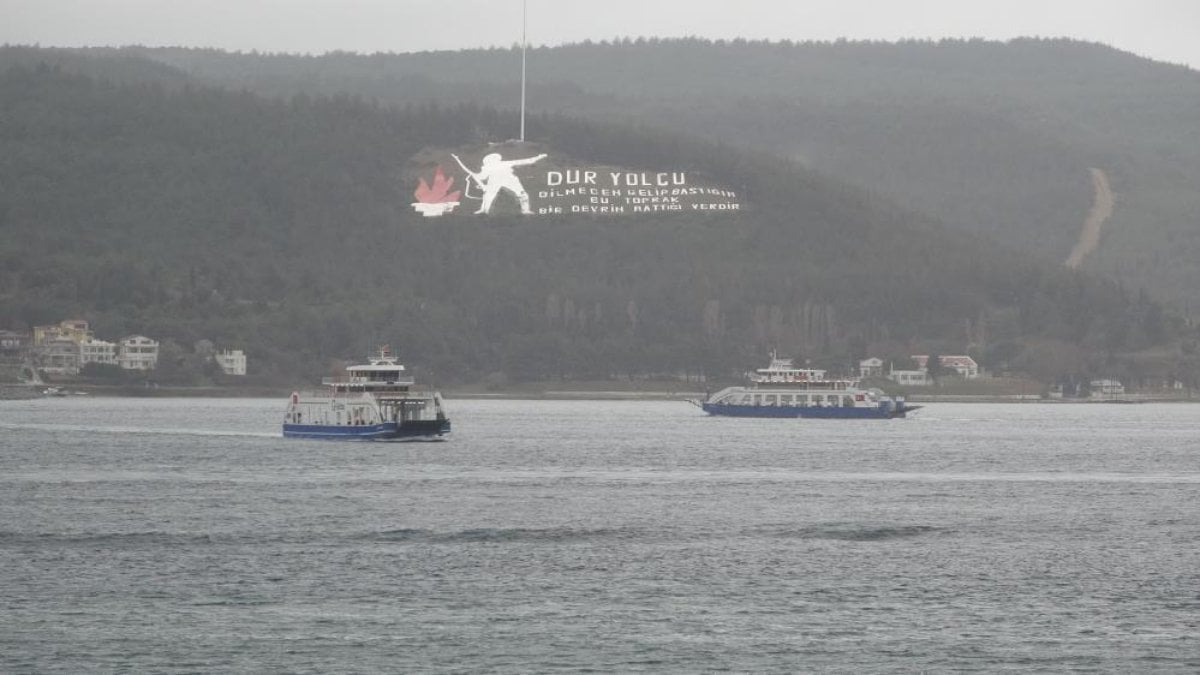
[701,402,911,419]
[282,418,450,440]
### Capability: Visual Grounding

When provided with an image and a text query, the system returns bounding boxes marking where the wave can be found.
[365,526,633,543]
[366,523,941,544]
[1,527,635,547]
[0,530,219,545]
[0,523,938,548]
[190,598,276,607]
[753,523,942,541]
[0,421,278,439]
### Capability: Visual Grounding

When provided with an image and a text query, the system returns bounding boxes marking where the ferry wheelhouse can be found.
[697,355,917,419]
[283,347,450,440]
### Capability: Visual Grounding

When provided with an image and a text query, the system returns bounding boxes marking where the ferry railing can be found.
[321,377,416,386]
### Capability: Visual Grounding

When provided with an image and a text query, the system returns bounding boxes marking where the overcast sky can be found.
[4,0,1199,70]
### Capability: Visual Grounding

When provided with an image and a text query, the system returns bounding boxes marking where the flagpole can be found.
[520,0,527,142]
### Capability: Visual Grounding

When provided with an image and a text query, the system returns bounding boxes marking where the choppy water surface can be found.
[2,398,1199,672]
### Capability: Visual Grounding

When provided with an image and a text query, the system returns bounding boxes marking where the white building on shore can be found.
[215,349,247,376]
[858,357,884,378]
[888,369,929,387]
[913,355,980,379]
[38,337,82,375]
[79,337,118,367]
[0,330,31,354]
[1090,379,1125,399]
[119,335,159,370]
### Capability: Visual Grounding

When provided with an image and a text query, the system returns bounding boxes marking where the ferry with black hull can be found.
[283,347,450,440]
[696,355,917,419]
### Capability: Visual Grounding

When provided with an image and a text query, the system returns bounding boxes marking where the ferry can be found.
[283,346,450,440]
[695,355,917,419]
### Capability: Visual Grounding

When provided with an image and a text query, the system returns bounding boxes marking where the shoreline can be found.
[3,382,1196,404]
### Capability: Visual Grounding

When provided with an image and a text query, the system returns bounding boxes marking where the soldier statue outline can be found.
[452,151,547,215]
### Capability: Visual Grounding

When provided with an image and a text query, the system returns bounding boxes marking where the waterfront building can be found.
[1090,379,1125,399]
[38,337,81,375]
[888,369,930,387]
[118,335,159,370]
[912,355,980,379]
[0,330,31,355]
[215,349,247,376]
[33,319,91,345]
[79,337,118,366]
[858,357,884,378]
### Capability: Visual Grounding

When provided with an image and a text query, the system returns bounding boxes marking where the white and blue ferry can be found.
[696,355,917,419]
[283,346,450,440]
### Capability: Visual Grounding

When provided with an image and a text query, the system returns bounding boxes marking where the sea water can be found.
[1,397,1198,672]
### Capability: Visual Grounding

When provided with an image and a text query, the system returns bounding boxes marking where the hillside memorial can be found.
[411,144,741,218]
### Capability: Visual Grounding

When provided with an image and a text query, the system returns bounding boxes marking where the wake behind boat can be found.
[283,346,450,440]
[694,355,918,419]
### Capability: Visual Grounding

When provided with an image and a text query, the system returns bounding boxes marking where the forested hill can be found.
[24,38,1198,311]
[0,64,1188,386]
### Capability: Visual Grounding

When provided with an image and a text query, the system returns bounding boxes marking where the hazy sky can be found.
[4,0,1199,70]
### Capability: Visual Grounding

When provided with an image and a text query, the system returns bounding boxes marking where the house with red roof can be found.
[912,355,980,379]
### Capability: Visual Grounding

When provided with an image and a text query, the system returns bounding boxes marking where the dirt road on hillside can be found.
[1065,168,1114,269]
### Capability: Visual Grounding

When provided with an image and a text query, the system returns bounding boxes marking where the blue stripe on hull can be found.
[282,420,450,440]
[702,403,897,419]
[701,403,802,418]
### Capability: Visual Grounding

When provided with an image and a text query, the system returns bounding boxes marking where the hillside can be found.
[0,63,1191,387]
[37,38,1197,311]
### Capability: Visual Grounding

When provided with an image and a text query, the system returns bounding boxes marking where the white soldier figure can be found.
[453,152,547,215]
